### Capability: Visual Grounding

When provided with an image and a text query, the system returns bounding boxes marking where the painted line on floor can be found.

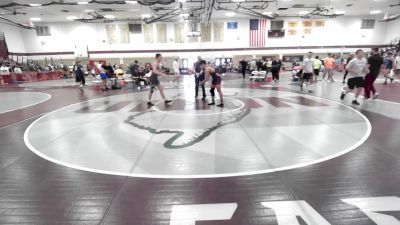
[0,92,51,114]
[23,90,371,179]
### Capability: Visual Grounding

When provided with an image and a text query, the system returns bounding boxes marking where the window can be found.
[271,20,284,30]
[36,26,51,36]
[361,19,375,29]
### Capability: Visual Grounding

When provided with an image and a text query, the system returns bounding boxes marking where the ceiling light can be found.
[334,10,346,14]
[233,0,246,2]
[298,11,309,15]
[180,13,189,17]
[262,11,273,15]
[104,15,115,19]
[77,1,89,4]
[281,0,293,2]
[370,10,382,14]
[29,4,42,7]
[67,16,78,20]
[177,0,186,2]
[141,14,152,18]
[125,0,138,4]
[30,18,41,21]
[225,12,235,17]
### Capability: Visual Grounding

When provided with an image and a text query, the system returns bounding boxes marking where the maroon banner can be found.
[0,71,63,85]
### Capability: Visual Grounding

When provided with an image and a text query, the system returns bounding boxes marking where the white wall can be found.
[0,22,26,53]
[384,19,400,43]
[4,16,395,60]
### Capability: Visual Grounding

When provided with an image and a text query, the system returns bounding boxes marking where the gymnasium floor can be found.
[0,72,400,225]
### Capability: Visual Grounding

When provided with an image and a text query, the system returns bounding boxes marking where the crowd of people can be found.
[236,49,399,105]
[5,49,397,107]
[0,58,71,74]
[340,49,400,105]
[0,59,24,73]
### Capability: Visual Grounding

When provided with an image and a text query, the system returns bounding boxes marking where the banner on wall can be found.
[105,24,130,44]
[315,20,325,27]
[303,28,312,35]
[268,30,285,38]
[302,20,312,27]
[201,23,211,42]
[227,22,238,29]
[249,18,266,47]
[174,23,185,43]
[143,24,154,44]
[287,29,297,35]
[156,24,167,43]
[214,22,224,42]
[288,21,298,28]
[282,55,304,63]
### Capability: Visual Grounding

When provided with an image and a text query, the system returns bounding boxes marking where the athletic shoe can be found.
[79,84,83,88]
[308,90,314,93]
[390,78,394,83]
[384,81,387,85]
[352,100,360,105]
[217,103,224,107]
[340,92,346,100]
[208,102,215,105]
[147,102,154,106]
[202,97,206,101]
[165,100,172,104]
[342,80,345,84]
[373,93,379,100]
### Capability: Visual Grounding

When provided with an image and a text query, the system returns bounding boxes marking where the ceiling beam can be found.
[206,0,217,26]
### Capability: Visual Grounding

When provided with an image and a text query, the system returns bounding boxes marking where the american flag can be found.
[249,19,267,47]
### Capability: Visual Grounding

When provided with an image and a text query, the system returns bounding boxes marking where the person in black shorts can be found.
[271,56,282,82]
[313,56,322,82]
[200,60,224,107]
[340,49,369,105]
[239,58,248,78]
[147,53,172,106]
[74,60,85,88]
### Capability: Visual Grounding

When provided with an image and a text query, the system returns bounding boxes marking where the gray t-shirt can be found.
[346,58,367,77]
[303,58,313,73]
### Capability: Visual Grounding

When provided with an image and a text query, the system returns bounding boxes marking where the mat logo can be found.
[76,96,329,149]
[169,196,400,225]
[75,96,330,114]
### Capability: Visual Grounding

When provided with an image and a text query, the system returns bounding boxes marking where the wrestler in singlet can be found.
[199,60,224,107]
[147,53,172,106]
[210,71,221,87]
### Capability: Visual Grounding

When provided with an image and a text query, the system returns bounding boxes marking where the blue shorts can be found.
[100,73,107,80]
